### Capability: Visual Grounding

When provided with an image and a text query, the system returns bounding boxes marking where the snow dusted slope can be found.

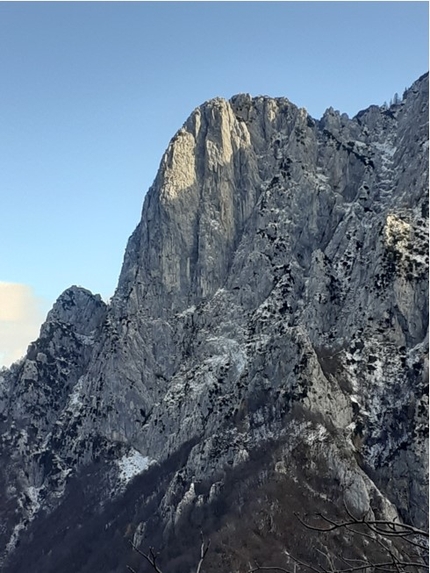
[0,73,428,573]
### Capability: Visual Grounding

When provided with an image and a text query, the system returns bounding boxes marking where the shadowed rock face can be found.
[0,73,428,573]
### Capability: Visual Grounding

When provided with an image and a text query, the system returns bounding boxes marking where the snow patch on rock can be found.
[116,449,155,485]
[67,376,85,414]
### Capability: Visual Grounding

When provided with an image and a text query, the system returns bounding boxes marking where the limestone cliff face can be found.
[0,74,428,573]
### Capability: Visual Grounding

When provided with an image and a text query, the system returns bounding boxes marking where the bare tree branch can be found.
[287,552,326,573]
[195,531,211,573]
[129,541,164,573]
[247,567,296,573]
[128,532,212,573]
[290,508,428,573]
[294,511,428,539]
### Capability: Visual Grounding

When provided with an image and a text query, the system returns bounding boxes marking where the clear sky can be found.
[0,1,428,366]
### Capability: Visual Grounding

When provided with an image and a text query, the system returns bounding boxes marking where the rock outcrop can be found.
[0,73,428,573]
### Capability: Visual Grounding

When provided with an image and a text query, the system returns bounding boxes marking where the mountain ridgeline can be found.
[0,73,428,573]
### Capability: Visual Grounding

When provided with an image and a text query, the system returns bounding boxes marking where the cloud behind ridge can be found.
[0,282,48,368]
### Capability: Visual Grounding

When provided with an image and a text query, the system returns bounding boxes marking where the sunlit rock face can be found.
[0,73,428,573]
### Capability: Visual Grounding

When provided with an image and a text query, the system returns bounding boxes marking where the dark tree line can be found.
[128,506,428,573]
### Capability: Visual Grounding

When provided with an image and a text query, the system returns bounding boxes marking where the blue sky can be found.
[0,1,428,365]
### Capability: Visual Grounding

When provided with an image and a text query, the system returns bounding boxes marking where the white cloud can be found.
[0,282,48,368]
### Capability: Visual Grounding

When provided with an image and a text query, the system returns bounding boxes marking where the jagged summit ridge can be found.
[115,73,427,314]
[0,73,428,573]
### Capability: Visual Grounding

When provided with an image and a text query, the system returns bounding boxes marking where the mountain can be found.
[0,73,428,573]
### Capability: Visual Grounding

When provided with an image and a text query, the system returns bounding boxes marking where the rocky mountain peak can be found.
[0,74,428,573]
[45,285,106,333]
